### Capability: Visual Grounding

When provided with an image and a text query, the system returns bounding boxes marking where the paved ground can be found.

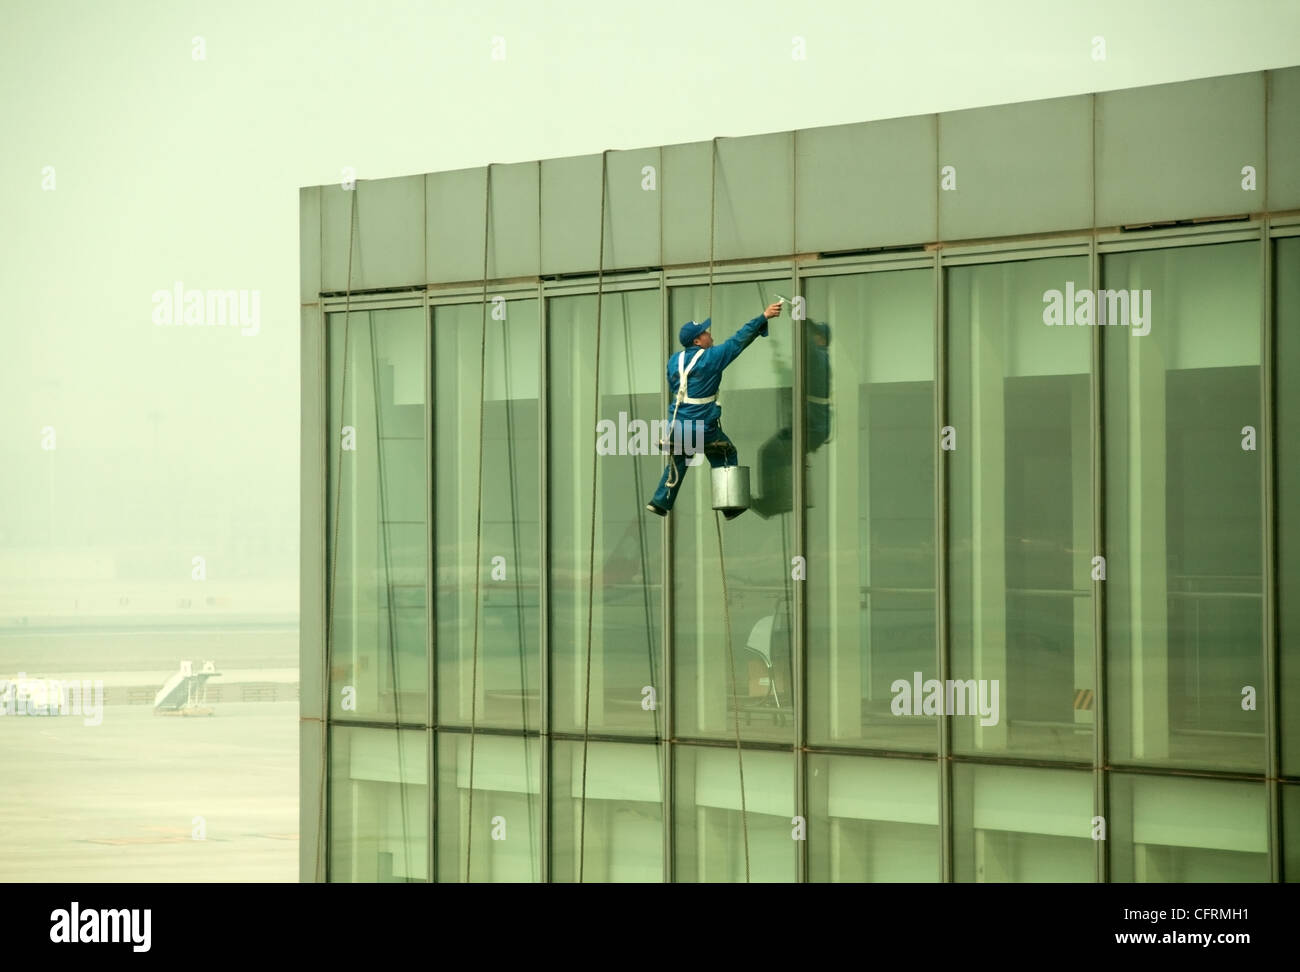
[0,625,297,673]
[0,700,297,882]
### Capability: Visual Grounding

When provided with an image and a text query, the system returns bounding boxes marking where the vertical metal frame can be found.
[1090,229,1109,884]
[1263,218,1281,883]
[322,300,339,884]
[425,289,437,884]
[1262,79,1279,877]
[791,129,807,884]
[1268,216,1300,876]
[791,260,808,883]
[1089,91,1109,886]
[661,269,675,883]
[301,301,328,883]
[934,249,952,882]
[538,278,552,883]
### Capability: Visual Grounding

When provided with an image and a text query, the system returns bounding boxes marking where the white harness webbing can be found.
[660,348,713,488]
[675,348,714,405]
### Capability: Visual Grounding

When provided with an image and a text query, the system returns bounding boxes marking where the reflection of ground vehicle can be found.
[154,660,220,716]
[11,674,56,714]
[740,597,793,713]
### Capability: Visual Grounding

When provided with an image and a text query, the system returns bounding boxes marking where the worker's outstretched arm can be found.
[713,302,783,369]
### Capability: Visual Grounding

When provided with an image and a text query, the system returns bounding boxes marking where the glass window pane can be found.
[1277,236,1300,777]
[805,269,936,750]
[670,281,795,744]
[548,290,664,736]
[550,740,664,882]
[329,726,427,882]
[1104,242,1263,771]
[673,745,796,882]
[947,257,1094,760]
[1109,773,1267,882]
[327,308,427,723]
[807,753,939,881]
[436,731,541,882]
[434,299,540,730]
[952,763,1095,881]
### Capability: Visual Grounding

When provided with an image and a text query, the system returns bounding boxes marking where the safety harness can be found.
[676,347,714,405]
[660,345,713,487]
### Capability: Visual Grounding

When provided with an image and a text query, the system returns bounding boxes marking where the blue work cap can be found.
[811,320,831,341]
[679,318,711,347]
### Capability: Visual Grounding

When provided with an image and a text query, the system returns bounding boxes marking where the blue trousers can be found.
[649,420,737,511]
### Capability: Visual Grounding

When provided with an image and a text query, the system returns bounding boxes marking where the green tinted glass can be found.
[436,731,541,882]
[804,269,937,751]
[550,739,664,882]
[1109,773,1268,882]
[327,307,427,723]
[670,281,795,745]
[1103,242,1263,772]
[807,753,940,881]
[947,256,1094,761]
[673,744,796,882]
[329,726,427,882]
[434,299,541,731]
[952,763,1095,882]
[548,290,664,736]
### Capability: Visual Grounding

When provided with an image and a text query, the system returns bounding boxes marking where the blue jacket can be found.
[666,313,769,426]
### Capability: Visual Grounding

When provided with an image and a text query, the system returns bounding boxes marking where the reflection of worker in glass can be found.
[752,320,831,519]
[645,302,784,519]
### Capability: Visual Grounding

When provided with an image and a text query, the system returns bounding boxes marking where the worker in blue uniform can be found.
[646,301,784,519]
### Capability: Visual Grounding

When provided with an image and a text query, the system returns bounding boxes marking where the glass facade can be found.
[1104,243,1264,772]
[804,269,936,753]
[948,256,1094,762]
[327,308,427,724]
[310,225,1299,881]
[305,79,1300,879]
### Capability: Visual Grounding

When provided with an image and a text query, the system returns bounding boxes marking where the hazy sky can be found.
[3,0,1298,612]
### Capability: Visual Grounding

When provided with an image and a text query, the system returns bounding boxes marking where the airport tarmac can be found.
[0,700,297,882]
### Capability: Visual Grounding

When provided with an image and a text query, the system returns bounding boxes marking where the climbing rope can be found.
[321,185,413,882]
[364,280,413,882]
[319,187,358,882]
[464,164,493,882]
[715,510,751,880]
[754,282,797,715]
[458,140,753,882]
[706,136,751,881]
[619,287,665,797]
[500,303,540,874]
[578,149,610,882]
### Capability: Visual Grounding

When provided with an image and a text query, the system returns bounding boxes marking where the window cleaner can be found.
[645,301,784,519]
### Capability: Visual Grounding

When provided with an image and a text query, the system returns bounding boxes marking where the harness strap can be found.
[676,348,715,405]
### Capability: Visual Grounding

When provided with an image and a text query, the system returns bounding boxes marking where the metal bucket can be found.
[711,465,751,512]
